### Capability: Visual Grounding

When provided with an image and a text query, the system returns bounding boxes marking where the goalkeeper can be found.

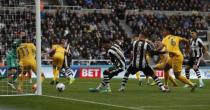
[5,39,21,89]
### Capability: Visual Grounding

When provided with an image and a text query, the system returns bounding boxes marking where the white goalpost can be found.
[0,0,42,96]
[35,0,42,96]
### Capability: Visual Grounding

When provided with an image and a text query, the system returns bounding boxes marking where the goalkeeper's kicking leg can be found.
[7,67,20,89]
[0,67,20,90]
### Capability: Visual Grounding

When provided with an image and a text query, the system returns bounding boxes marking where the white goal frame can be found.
[35,0,42,96]
[0,0,42,96]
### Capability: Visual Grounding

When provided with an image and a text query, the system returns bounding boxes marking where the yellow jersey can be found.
[159,47,170,62]
[162,35,185,56]
[16,43,36,60]
[52,44,66,58]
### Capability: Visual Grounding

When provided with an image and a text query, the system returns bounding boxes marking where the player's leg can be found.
[146,76,150,85]
[66,54,75,84]
[119,65,138,92]
[106,67,123,86]
[7,68,20,89]
[135,71,141,81]
[5,57,19,88]
[96,70,109,90]
[52,65,60,85]
[56,57,64,83]
[135,71,143,86]
[89,69,110,92]
[163,63,177,87]
[184,65,191,88]
[51,57,60,85]
[168,74,178,87]
[165,69,178,87]
[0,68,17,89]
[184,58,192,87]
[17,64,26,93]
[174,71,197,92]
[150,63,165,86]
[143,66,168,92]
[30,61,45,92]
[172,56,196,92]
[193,58,204,88]
[164,69,169,87]
[102,67,124,92]
[9,68,18,82]
[149,77,156,86]
[90,67,123,92]
[28,70,32,84]
[60,57,74,85]
[185,66,191,80]
[64,67,75,85]
[32,61,45,82]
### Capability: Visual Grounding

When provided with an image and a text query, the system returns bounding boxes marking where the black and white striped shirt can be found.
[132,40,157,69]
[190,38,204,58]
[108,44,126,70]
[64,43,71,67]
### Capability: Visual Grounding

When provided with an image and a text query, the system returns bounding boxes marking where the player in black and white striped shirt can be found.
[89,38,126,93]
[119,33,169,92]
[60,38,75,85]
[184,29,206,88]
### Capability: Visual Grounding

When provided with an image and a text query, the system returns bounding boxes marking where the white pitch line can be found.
[137,105,210,109]
[43,95,144,110]
[0,94,35,97]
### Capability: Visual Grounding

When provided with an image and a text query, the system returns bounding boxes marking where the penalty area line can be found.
[42,95,144,110]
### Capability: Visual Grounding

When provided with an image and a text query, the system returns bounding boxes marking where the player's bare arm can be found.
[181,38,190,54]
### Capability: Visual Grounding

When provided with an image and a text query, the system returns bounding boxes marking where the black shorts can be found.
[187,57,202,67]
[107,66,124,76]
[8,67,18,71]
[62,55,72,68]
[126,64,154,76]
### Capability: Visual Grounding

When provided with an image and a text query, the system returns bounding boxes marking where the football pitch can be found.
[0,79,210,110]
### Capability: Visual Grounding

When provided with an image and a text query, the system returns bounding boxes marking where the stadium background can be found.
[1,0,210,110]
[1,0,210,79]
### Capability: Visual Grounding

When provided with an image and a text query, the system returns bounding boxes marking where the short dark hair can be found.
[139,31,148,38]
[21,36,27,43]
[163,27,173,33]
[52,38,61,44]
[132,34,139,38]
[101,38,111,44]
[190,28,197,33]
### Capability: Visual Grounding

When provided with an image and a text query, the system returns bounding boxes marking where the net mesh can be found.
[0,0,37,96]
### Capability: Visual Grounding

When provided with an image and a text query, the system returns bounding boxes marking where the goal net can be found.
[0,0,42,96]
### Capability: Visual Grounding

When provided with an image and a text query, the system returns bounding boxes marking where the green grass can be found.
[0,78,210,110]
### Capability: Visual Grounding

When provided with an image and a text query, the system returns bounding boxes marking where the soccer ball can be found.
[56,83,65,92]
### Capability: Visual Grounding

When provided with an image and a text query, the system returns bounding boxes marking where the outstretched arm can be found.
[180,38,190,54]
[147,43,167,56]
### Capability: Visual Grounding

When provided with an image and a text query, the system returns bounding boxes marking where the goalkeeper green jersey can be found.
[6,49,19,69]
